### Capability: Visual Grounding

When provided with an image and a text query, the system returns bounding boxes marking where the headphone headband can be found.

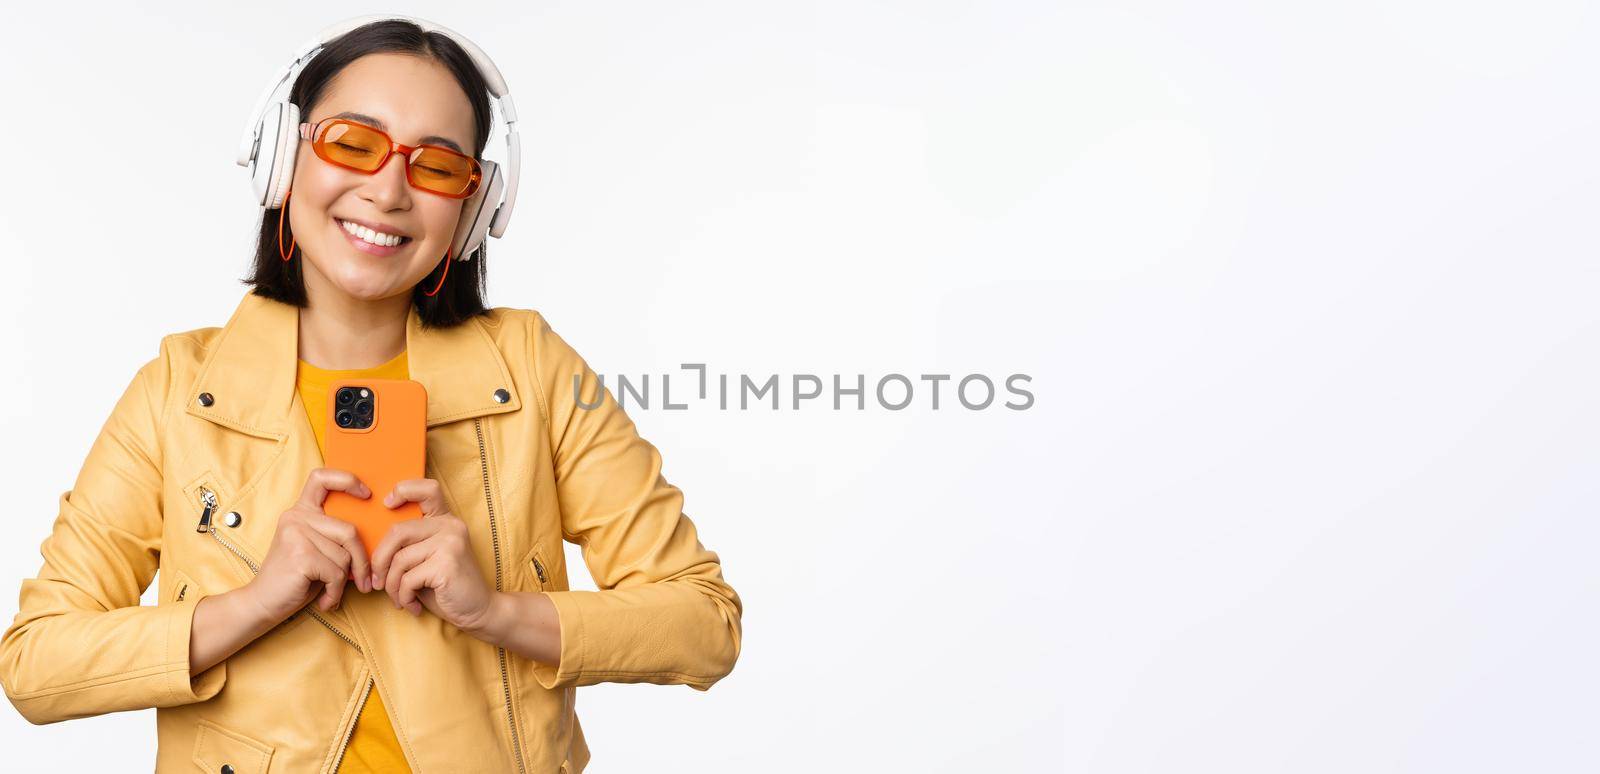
[236,14,520,240]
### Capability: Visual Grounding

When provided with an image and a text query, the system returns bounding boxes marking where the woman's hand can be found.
[239,468,375,623]
[369,479,495,631]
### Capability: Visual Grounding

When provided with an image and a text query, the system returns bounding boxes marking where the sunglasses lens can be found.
[409,148,479,197]
[312,120,480,197]
[318,122,389,171]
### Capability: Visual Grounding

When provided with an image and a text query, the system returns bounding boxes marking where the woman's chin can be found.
[327,267,409,301]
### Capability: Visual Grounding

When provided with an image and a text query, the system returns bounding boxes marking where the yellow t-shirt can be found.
[297,349,413,774]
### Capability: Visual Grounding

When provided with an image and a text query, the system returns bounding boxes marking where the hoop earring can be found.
[423,247,453,297]
[277,190,297,262]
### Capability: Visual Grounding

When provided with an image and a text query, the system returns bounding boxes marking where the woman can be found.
[0,17,742,773]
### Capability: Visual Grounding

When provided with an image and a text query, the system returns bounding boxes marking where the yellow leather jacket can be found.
[0,290,743,772]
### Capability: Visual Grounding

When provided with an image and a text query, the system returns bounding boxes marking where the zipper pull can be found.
[195,487,217,533]
[533,556,548,584]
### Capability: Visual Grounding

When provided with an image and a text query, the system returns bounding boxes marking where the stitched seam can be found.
[527,313,554,427]
[8,661,185,699]
[479,417,532,770]
[193,726,214,771]
[573,670,722,682]
[319,663,370,774]
[428,405,517,423]
[527,313,579,544]
[150,350,172,472]
[185,409,285,439]
[573,593,587,683]
[162,591,176,706]
[56,494,162,546]
[344,613,419,769]
[578,670,718,678]
[195,719,273,768]
[177,307,285,437]
[473,312,522,405]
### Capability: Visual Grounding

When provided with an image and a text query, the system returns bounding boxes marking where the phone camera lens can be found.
[335,410,354,427]
[355,400,373,418]
[336,389,355,406]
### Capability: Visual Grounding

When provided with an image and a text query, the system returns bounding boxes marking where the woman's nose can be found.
[360,152,412,210]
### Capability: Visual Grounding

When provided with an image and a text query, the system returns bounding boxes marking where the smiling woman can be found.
[244,24,501,774]
[0,14,741,774]
[243,20,496,327]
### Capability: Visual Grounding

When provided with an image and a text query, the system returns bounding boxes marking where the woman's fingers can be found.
[396,555,446,616]
[309,551,348,611]
[384,478,449,517]
[296,523,361,601]
[370,518,440,590]
[298,467,371,510]
[245,469,377,624]
[302,512,373,593]
[384,541,432,605]
[368,478,458,592]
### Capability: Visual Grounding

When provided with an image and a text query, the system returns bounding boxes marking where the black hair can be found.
[242,19,494,328]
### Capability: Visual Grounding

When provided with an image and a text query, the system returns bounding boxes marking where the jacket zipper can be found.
[330,676,375,773]
[194,487,362,652]
[476,418,528,774]
[196,487,372,771]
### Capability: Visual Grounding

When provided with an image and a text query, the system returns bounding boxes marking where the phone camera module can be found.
[333,385,376,429]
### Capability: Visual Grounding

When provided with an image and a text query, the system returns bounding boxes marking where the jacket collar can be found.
[185,291,521,440]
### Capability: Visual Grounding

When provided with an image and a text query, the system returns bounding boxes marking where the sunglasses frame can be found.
[299,117,483,199]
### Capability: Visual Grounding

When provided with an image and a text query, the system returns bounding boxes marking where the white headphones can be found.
[236,14,521,261]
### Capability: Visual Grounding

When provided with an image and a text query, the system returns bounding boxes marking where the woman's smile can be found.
[335,216,413,257]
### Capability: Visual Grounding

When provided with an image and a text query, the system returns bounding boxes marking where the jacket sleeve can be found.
[526,312,743,691]
[0,343,226,724]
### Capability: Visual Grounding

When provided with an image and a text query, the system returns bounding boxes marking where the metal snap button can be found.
[221,765,234,774]
[224,512,242,528]
[197,392,214,407]
[493,388,510,404]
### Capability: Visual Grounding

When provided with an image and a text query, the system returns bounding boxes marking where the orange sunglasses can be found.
[298,117,483,199]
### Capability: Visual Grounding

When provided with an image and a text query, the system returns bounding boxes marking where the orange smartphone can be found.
[323,378,428,567]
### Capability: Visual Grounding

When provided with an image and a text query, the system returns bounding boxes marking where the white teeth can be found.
[339,219,405,248]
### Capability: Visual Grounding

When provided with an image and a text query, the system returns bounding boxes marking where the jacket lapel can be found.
[185,290,522,437]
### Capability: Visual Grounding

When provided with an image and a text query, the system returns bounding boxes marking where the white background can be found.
[1,1,1596,771]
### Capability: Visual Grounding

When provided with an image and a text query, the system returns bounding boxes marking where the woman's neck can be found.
[297,288,409,370]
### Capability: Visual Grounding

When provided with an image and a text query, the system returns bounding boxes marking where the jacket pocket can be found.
[528,547,551,591]
[168,567,195,603]
[192,717,274,774]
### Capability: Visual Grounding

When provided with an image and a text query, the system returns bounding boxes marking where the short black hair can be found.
[242,19,495,329]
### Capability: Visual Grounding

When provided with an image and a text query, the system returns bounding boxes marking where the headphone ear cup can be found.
[251,101,300,210]
[450,159,502,260]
